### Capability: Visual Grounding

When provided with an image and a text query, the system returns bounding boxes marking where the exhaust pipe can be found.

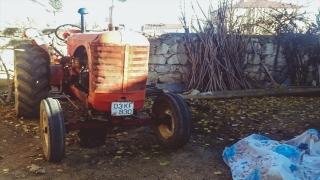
[78,8,88,33]
[108,6,114,31]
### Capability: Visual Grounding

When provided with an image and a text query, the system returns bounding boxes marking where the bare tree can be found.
[48,0,63,12]
[180,0,252,92]
[30,0,63,24]
[109,0,127,30]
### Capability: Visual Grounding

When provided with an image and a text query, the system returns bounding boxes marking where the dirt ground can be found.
[1,93,320,180]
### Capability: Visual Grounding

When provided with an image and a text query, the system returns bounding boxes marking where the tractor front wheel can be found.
[40,98,66,162]
[14,44,49,118]
[152,93,191,150]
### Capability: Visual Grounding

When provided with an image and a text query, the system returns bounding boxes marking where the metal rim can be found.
[41,109,49,157]
[157,104,175,139]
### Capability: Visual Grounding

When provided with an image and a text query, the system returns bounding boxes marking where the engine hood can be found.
[67,31,149,56]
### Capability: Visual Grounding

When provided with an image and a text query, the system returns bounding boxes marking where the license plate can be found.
[111,102,134,116]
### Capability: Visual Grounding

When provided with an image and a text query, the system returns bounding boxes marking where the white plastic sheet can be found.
[223,129,320,180]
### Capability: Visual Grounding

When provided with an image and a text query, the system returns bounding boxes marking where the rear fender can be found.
[31,38,51,58]
[23,29,51,62]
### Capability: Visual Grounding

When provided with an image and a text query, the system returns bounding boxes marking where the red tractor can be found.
[14,8,191,162]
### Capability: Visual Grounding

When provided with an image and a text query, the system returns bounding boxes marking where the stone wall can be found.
[146,33,320,86]
[146,33,189,85]
[244,35,320,85]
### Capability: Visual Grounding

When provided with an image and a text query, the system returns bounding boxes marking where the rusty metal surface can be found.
[126,46,149,92]
[65,31,150,112]
[90,44,125,93]
[67,33,99,56]
[90,44,149,93]
[49,65,64,85]
[69,85,88,105]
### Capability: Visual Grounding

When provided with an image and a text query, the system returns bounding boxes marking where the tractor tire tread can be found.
[152,93,191,150]
[14,44,49,118]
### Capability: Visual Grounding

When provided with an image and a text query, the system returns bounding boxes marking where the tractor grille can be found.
[90,43,149,93]
[126,46,149,92]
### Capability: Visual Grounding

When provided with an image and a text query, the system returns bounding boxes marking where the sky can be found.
[0,0,319,31]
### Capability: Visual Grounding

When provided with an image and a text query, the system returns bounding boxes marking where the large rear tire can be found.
[14,44,49,118]
[40,98,66,162]
[152,93,191,150]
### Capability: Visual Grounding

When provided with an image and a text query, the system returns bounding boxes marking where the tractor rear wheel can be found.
[152,93,191,150]
[40,98,66,162]
[14,44,49,118]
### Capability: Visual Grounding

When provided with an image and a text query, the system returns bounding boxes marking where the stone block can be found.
[167,55,179,64]
[271,45,283,56]
[245,44,253,54]
[149,38,162,46]
[248,72,260,80]
[276,56,286,66]
[178,65,190,74]
[258,72,266,81]
[177,54,188,65]
[175,36,185,43]
[251,37,259,43]
[159,34,169,39]
[149,46,156,55]
[154,65,171,73]
[246,54,261,65]
[245,42,261,54]
[243,56,248,65]
[149,55,167,64]
[253,43,261,53]
[147,71,158,85]
[159,72,182,83]
[244,64,260,73]
[170,65,178,72]
[169,44,178,54]
[164,51,172,58]
[149,64,155,71]
[263,55,275,66]
[177,43,187,54]
[265,65,282,72]
[259,38,268,46]
[263,55,286,66]
[163,37,176,45]
[249,72,267,81]
[155,43,169,55]
[302,55,309,64]
[261,43,274,56]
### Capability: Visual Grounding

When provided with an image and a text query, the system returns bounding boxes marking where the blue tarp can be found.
[223,129,320,180]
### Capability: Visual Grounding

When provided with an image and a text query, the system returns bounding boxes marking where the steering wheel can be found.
[55,24,81,41]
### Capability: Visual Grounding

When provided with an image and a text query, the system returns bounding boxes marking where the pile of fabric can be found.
[223,129,320,180]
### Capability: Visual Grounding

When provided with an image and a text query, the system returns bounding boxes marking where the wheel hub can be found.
[157,110,175,139]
